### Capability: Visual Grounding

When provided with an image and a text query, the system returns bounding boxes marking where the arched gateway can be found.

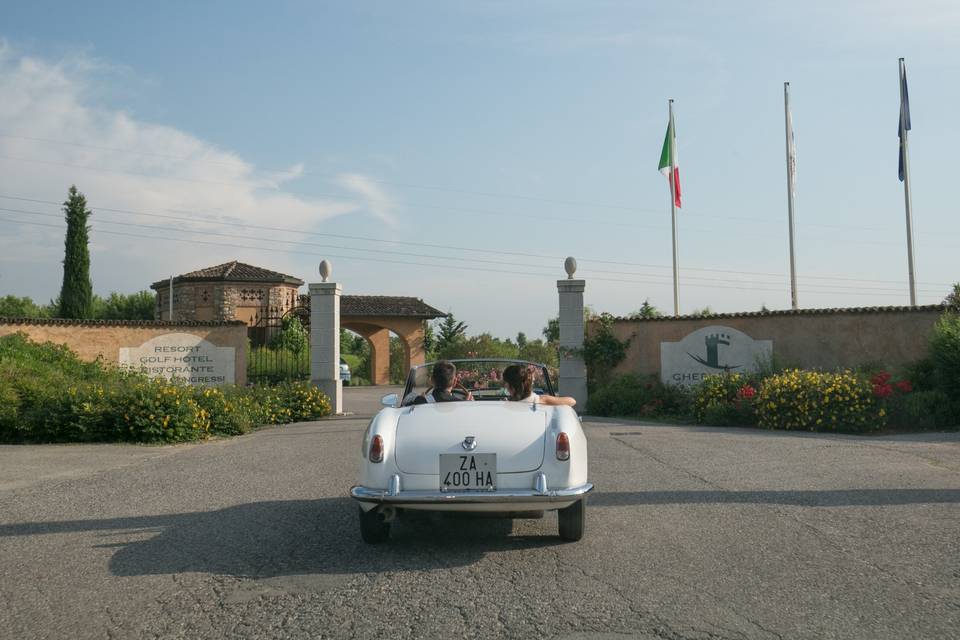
[339,296,446,385]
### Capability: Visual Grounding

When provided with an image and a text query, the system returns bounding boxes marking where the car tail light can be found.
[369,435,384,463]
[556,432,570,461]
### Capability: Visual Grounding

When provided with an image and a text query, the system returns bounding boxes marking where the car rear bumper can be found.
[350,482,593,505]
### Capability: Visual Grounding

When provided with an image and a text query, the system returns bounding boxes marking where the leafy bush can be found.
[582,313,630,390]
[885,389,958,430]
[248,346,310,383]
[691,373,758,426]
[0,332,331,443]
[755,369,884,433]
[587,374,689,418]
[929,312,960,398]
[269,316,308,354]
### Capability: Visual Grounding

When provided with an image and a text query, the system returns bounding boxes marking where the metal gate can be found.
[247,305,311,384]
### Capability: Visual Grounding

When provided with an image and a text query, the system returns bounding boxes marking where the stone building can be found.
[151,261,304,325]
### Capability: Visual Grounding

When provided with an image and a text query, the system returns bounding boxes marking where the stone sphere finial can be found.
[319,260,332,282]
[564,256,577,279]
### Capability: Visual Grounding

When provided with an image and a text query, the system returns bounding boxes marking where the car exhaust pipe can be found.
[379,506,397,523]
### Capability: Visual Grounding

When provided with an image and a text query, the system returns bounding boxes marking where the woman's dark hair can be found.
[431,361,457,389]
[502,364,532,401]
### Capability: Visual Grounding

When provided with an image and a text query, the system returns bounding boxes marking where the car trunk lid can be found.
[395,403,546,474]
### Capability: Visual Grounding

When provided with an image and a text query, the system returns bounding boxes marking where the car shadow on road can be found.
[590,488,960,507]
[0,497,561,578]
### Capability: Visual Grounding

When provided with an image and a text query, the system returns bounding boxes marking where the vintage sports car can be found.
[350,359,593,543]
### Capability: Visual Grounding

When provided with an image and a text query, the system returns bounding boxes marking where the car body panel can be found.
[353,400,589,514]
[395,402,547,474]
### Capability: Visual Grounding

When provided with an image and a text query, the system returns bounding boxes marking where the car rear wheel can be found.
[359,505,390,544]
[558,498,585,541]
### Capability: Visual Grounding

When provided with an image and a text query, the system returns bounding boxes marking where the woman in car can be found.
[501,364,576,406]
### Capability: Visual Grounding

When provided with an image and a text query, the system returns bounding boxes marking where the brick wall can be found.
[594,305,951,379]
[0,318,248,386]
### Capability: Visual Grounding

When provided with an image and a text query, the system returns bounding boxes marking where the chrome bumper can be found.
[350,482,593,505]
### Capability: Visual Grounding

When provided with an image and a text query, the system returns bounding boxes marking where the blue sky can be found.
[1,1,958,337]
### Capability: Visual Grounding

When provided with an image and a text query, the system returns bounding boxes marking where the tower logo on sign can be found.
[687,333,740,371]
[661,326,772,386]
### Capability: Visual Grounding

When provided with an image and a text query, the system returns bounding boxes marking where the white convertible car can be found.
[350,359,593,543]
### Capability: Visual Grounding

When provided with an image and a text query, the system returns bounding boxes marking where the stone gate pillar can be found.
[558,257,587,410]
[310,260,342,414]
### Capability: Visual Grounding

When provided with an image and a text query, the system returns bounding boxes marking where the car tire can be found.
[359,505,390,544]
[558,498,585,541]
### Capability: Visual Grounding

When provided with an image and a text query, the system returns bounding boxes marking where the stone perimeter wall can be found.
[0,318,248,386]
[601,306,949,379]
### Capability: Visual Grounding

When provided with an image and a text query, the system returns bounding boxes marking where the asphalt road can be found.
[1,386,959,640]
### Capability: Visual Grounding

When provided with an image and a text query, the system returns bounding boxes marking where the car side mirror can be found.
[381,393,398,407]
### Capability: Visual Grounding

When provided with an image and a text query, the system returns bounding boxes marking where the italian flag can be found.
[658,117,681,208]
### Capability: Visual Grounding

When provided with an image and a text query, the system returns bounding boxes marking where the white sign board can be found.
[119,333,235,385]
[661,325,772,386]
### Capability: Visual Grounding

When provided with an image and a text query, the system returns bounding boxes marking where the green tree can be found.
[0,295,49,318]
[542,317,559,343]
[422,321,436,357]
[516,331,528,349]
[627,300,662,319]
[269,316,308,354]
[690,306,714,318]
[58,186,94,319]
[93,291,155,320]
[944,283,960,307]
[519,338,558,367]
[438,333,518,360]
[435,313,467,352]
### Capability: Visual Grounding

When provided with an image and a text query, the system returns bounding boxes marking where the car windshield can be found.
[402,359,556,405]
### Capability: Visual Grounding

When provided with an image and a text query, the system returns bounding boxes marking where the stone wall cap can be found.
[605,304,956,322]
[0,317,247,328]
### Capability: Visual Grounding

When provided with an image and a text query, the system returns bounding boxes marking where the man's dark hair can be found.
[431,361,457,389]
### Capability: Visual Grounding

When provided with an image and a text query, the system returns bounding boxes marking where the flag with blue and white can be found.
[898,59,911,182]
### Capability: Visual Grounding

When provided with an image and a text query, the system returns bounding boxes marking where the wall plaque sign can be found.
[661,325,772,386]
[119,333,235,385]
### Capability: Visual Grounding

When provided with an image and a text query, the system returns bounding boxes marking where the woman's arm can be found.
[538,394,576,407]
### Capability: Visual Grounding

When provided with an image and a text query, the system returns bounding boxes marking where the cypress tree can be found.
[58,185,94,319]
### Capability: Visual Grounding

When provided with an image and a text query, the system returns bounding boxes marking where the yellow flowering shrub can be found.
[692,372,759,425]
[755,369,885,432]
[248,381,332,424]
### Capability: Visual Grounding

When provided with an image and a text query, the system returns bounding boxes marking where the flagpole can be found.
[899,58,917,306]
[668,99,680,317]
[784,82,799,310]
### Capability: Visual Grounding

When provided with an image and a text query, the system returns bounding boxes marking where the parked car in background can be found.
[350,359,592,543]
[340,358,351,385]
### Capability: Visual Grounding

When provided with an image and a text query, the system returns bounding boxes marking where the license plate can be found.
[439,453,496,490]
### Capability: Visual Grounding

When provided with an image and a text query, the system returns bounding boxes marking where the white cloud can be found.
[0,45,391,297]
[335,173,399,226]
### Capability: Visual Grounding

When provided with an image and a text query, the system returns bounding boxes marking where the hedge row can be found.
[0,332,331,443]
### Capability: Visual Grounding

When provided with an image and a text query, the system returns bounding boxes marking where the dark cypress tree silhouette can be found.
[58,185,94,319]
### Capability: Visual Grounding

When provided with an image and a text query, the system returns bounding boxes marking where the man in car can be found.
[412,360,473,404]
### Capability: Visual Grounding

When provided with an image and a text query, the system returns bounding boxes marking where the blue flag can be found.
[898,61,911,182]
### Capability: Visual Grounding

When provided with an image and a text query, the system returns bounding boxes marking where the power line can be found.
[0,215,941,299]
[0,194,952,288]
[2,206,938,294]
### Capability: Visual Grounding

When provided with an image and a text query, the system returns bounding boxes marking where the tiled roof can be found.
[0,317,245,327]
[151,261,304,289]
[341,295,446,319]
[609,304,955,322]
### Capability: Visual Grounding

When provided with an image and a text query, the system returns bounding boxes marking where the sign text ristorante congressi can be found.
[119,333,236,386]
[135,345,224,383]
